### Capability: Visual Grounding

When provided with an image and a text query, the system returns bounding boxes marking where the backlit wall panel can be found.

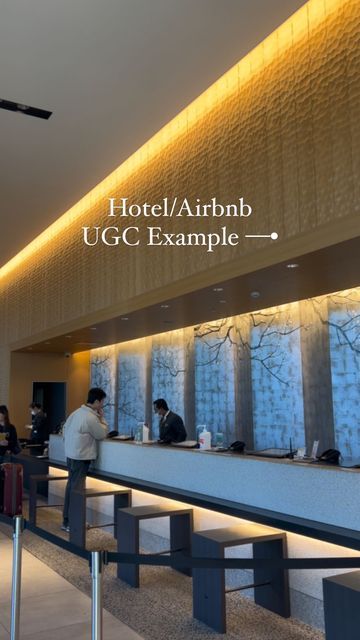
[90,287,360,455]
[251,303,305,449]
[328,291,360,456]
[117,349,146,433]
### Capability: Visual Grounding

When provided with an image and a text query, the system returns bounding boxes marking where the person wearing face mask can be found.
[27,403,49,444]
[153,398,187,444]
[0,405,18,462]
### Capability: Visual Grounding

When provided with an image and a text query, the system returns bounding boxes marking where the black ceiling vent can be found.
[0,98,52,120]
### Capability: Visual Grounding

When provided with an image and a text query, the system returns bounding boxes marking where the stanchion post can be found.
[10,515,24,640]
[91,551,104,640]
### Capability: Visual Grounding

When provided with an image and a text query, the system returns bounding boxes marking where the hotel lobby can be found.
[0,0,359,638]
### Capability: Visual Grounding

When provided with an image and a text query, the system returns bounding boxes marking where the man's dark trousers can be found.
[63,458,91,525]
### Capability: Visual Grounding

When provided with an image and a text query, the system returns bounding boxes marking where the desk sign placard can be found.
[311,440,319,459]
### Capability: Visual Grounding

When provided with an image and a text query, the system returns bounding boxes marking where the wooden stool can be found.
[29,474,68,525]
[192,524,290,633]
[117,504,193,587]
[69,487,132,547]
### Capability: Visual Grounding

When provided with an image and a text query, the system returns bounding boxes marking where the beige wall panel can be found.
[1,1,359,403]
[0,346,11,405]
[7,351,90,436]
[67,351,90,416]
[9,353,69,437]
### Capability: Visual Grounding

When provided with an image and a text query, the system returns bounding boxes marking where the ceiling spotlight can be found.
[213,287,223,292]
[65,335,72,339]
[120,317,129,321]
[286,263,299,269]
[90,327,97,331]
[160,304,170,309]
[219,300,227,304]
[250,291,261,299]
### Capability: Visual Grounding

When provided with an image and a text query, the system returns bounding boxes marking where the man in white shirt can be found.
[61,388,108,532]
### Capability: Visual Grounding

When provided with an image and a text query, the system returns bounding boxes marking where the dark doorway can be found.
[32,382,66,433]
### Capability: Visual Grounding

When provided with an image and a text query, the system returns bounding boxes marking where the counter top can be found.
[93,438,360,472]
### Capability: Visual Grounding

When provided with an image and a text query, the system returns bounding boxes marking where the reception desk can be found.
[49,435,360,547]
[48,435,360,631]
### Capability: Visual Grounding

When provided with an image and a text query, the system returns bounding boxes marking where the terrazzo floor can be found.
[0,503,325,640]
[0,525,142,640]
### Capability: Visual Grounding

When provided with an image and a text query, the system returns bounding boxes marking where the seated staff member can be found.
[153,398,187,444]
[0,405,18,462]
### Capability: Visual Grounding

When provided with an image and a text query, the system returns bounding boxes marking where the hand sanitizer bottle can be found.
[142,423,149,442]
[135,423,143,444]
[199,426,211,450]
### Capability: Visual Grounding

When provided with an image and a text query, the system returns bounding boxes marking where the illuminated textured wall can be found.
[151,330,186,438]
[90,345,117,426]
[195,322,236,442]
[328,293,360,456]
[117,348,146,432]
[251,303,305,449]
[90,287,360,455]
[1,0,359,402]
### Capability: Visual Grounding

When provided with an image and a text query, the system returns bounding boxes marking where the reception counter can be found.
[48,435,360,630]
[49,435,360,548]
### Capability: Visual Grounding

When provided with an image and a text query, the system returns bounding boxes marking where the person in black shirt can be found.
[153,398,187,444]
[28,403,49,444]
[0,405,18,462]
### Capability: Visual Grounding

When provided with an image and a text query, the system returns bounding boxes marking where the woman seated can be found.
[0,405,19,462]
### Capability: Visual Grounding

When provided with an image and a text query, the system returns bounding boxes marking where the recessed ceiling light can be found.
[160,304,170,309]
[213,287,223,292]
[250,291,260,299]
[65,335,72,339]
[90,327,97,331]
[219,300,227,304]
[120,317,129,321]
[286,263,299,269]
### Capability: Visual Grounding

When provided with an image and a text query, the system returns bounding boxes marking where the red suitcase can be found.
[0,463,23,516]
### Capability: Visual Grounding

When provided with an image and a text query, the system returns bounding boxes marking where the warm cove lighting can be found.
[0,0,345,282]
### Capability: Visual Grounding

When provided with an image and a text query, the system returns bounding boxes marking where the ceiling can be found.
[16,236,360,353]
[0,0,306,268]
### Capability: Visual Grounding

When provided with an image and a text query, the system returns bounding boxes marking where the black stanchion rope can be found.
[1,513,360,572]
